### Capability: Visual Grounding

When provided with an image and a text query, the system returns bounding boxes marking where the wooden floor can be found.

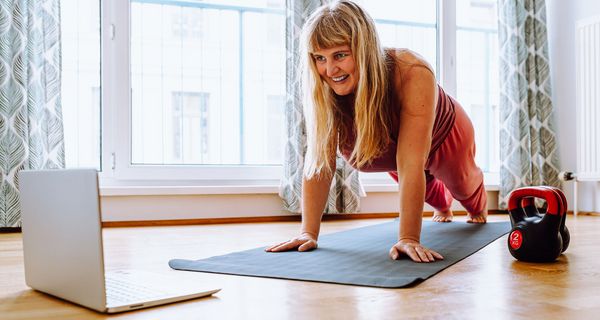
[1,214,600,319]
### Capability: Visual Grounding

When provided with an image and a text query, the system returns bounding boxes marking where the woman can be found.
[267,0,487,263]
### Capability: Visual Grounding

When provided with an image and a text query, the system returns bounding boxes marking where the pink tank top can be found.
[340,85,456,172]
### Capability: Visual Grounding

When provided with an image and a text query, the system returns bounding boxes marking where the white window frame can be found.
[101,0,283,183]
[100,0,498,187]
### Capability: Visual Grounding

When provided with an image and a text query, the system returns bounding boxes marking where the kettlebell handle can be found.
[508,187,563,216]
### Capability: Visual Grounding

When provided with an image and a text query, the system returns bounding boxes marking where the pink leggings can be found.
[389,103,487,215]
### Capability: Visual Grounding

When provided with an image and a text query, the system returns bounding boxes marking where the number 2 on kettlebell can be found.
[509,230,522,249]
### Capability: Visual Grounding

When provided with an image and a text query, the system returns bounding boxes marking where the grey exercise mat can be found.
[169,220,510,288]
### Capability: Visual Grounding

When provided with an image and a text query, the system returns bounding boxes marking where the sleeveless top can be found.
[339,84,456,172]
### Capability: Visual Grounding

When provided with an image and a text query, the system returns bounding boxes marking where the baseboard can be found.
[102,210,507,227]
[569,210,600,216]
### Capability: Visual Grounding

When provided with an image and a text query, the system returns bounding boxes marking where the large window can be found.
[62,0,499,183]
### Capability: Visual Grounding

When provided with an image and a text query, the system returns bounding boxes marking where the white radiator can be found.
[576,16,600,181]
[570,16,600,215]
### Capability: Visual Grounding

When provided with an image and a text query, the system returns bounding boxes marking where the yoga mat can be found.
[169,221,510,288]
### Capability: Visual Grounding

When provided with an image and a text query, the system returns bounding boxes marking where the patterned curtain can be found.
[497,0,561,209]
[0,0,64,228]
[279,0,363,214]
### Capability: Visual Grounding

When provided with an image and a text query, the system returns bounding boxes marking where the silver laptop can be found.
[19,168,220,313]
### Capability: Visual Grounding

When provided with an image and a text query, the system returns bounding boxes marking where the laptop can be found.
[19,168,220,313]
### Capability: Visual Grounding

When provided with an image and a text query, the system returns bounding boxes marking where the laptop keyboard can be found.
[105,271,171,305]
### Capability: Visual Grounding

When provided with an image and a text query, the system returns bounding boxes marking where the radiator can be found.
[576,16,600,180]
[571,16,600,214]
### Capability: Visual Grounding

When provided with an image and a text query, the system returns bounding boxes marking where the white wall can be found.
[547,0,600,212]
[100,189,499,221]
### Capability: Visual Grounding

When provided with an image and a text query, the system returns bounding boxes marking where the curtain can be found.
[279,0,363,214]
[0,0,64,228]
[497,0,561,209]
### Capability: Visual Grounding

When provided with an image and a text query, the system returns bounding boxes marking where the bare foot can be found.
[432,209,453,222]
[467,209,488,224]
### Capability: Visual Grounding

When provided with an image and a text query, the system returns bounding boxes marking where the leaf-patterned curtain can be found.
[279,0,363,214]
[0,0,64,228]
[497,0,561,209]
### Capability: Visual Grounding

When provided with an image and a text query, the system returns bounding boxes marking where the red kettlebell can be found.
[507,186,569,262]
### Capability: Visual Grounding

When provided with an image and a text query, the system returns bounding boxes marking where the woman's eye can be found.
[314,56,325,62]
[335,53,347,59]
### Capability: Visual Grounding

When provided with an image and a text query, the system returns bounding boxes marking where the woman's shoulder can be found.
[385,48,429,65]
[385,48,436,90]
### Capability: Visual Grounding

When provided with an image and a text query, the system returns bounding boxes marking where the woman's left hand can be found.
[389,239,444,263]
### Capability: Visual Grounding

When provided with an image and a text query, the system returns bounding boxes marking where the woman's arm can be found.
[389,59,443,262]
[300,167,334,240]
[266,143,336,252]
[396,66,435,243]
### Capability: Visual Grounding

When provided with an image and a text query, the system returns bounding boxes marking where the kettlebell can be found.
[507,186,569,262]
[518,186,570,252]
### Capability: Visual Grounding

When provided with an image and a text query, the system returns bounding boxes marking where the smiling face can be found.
[312,45,358,96]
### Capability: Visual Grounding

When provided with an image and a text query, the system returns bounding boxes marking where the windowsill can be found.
[100,185,281,196]
[100,181,500,196]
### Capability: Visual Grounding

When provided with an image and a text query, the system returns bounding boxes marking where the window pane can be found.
[354,1,437,183]
[61,0,101,169]
[130,0,285,165]
[357,0,436,24]
[356,0,437,74]
[456,0,499,173]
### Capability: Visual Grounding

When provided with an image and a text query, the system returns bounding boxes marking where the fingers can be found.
[390,244,422,262]
[390,243,444,263]
[415,246,433,262]
[429,249,444,260]
[265,241,289,252]
[265,240,295,252]
[298,240,317,252]
[265,240,300,252]
[389,246,400,260]
[265,238,316,252]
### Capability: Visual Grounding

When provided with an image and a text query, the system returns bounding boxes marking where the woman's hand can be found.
[389,238,444,263]
[265,233,318,252]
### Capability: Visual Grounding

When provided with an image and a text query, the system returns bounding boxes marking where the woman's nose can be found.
[326,62,339,77]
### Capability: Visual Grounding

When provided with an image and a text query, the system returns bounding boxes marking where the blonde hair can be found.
[301,0,391,178]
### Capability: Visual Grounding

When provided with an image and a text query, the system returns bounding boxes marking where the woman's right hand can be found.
[265,232,318,252]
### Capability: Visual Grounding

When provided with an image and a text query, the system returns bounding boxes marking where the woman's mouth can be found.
[332,75,349,82]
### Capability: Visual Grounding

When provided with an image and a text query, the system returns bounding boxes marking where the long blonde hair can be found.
[301,0,391,178]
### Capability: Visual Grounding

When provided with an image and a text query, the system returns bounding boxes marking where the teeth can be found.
[332,75,349,82]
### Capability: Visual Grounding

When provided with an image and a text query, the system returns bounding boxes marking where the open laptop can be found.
[19,168,220,313]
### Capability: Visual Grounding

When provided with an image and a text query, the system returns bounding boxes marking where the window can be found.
[61,0,101,169]
[129,0,285,168]
[62,0,499,184]
[456,0,499,174]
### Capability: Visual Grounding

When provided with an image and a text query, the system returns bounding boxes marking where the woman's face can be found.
[312,45,357,96]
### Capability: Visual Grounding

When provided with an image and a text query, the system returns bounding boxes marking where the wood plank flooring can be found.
[1,214,599,319]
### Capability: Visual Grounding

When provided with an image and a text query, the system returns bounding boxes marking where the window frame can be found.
[101,0,284,182]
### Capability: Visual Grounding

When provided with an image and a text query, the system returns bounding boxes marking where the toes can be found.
[467,215,487,224]
[432,210,453,223]
[432,215,452,223]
